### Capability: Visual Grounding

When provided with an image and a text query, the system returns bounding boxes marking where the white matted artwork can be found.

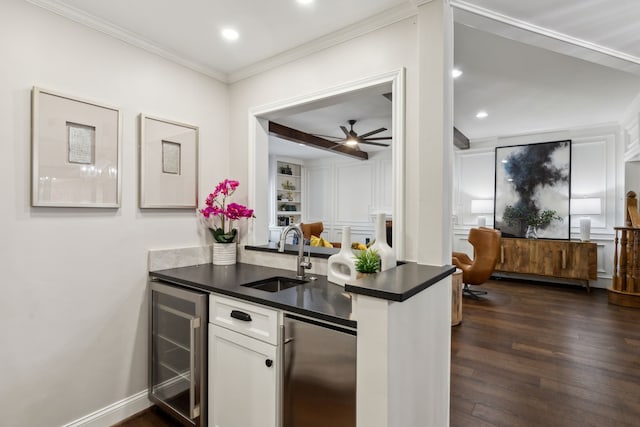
[140,115,198,208]
[31,87,122,207]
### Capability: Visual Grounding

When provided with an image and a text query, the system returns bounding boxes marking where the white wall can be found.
[452,123,622,287]
[0,1,229,426]
[622,92,640,162]
[622,92,640,195]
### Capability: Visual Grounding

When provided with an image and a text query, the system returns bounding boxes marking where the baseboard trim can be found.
[63,389,152,427]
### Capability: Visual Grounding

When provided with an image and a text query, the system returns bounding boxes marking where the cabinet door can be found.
[536,241,597,280]
[496,238,532,273]
[209,325,277,427]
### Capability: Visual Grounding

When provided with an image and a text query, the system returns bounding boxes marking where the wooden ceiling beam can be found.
[269,121,368,161]
[453,126,470,150]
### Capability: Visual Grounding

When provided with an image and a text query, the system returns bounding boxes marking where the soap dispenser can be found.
[327,226,358,286]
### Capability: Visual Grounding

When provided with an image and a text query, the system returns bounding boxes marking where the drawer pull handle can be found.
[230,310,252,322]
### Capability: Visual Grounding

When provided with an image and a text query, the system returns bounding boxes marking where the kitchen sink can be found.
[242,276,308,292]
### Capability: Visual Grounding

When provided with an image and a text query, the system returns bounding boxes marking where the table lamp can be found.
[570,198,601,242]
[471,199,494,227]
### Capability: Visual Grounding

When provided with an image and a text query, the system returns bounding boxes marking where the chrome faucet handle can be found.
[301,246,312,270]
[300,259,312,271]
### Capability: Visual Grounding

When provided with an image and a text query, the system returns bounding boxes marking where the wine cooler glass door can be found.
[150,281,206,426]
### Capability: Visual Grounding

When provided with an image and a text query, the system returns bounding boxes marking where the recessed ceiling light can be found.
[452,68,462,78]
[476,111,488,119]
[297,0,314,4]
[221,28,239,41]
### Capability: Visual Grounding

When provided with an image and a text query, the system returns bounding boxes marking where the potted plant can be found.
[354,248,380,278]
[502,204,563,238]
[200,179,255,265]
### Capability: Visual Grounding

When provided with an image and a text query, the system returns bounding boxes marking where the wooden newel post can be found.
[609,192,640,307]
[626,191,638,226]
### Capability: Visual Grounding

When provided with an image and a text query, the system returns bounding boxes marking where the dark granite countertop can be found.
[150,263,356,327]
[245,242,338,259]
[149,261,456,327]
[345,263,456,302]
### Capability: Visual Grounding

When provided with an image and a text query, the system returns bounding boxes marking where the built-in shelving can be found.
[274,160,303,227]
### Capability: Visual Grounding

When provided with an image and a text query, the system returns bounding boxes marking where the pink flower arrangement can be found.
[200,179,254,243]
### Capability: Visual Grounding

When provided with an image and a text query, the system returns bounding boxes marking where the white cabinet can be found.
[274,160,303,227]
[208,295,279,427]
[208,326,277,427]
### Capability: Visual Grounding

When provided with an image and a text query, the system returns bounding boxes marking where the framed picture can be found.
[31,87,122,207]
[494,140,571,239]
[140,115,198,208]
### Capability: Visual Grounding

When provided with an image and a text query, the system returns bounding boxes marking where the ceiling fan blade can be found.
[340,126,350,137]
[358,127,387,138]
[327,140,349,150]
[312,133,343,140]
[359,140,390,147]
[363,136,392,141]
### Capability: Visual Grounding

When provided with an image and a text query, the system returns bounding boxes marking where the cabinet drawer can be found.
[209,295,279,345]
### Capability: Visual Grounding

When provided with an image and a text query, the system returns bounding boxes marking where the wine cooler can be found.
[149,281,207,427]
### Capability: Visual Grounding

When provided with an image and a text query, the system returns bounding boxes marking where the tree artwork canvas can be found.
[494,140,571,239]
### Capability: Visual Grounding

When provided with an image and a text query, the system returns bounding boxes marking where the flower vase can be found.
[525,225,538,239]
[212,242,237,265]
[327,226,357,287]
[370,213,396,271]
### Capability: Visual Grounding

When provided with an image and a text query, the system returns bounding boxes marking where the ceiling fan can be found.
[321,119,391,148]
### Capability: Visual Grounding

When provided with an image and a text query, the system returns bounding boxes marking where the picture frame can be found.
[31,87,122,207]
[494,140,571,239]
[140,115,198,208]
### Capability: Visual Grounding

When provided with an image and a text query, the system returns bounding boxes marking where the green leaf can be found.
[354,248,380,273]
[212,228,237,243]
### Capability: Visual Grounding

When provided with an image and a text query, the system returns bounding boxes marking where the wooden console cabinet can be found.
[494,238,597,291]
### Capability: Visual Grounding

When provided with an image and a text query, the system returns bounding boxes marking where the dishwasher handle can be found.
[230,310,252,322]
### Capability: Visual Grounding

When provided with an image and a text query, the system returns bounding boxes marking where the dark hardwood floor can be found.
[113,406,181,427]
[452,279,640,427]
[117,279,640,427]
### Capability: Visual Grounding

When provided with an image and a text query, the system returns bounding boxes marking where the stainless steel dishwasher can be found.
[283,314,356,427]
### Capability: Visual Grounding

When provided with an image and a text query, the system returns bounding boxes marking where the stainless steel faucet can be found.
[278,224,312,279]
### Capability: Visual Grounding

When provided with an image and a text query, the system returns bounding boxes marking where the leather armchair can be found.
[452,227,501,298]
[300,222,342,248]
[300,222,324,240]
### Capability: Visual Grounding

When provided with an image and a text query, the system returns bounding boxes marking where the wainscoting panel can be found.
[336,163,374,223]
[306,166,333,222]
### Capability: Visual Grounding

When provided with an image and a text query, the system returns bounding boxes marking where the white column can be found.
[355,278,452,427]
[416,0,454,265]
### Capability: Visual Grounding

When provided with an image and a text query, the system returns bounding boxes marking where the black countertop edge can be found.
[245,242,337,259]
[344,263,456,302]
[149,265,356,329]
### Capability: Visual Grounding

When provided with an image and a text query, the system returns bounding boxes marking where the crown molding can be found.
[27,0,419,85]
[226,2,418,83]
[450,0,640,67]
[26,0,228,82]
